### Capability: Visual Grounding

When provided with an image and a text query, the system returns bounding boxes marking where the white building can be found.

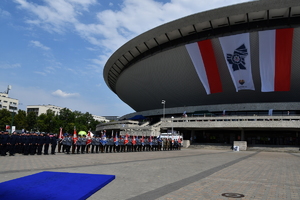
[0,93,18,112]
[27,105,109,122]
[27,104,66,116]
[92,114,110,122]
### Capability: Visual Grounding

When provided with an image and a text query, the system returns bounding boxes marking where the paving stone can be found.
[0,148,299,199]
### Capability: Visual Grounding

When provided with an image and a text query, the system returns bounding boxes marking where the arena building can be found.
[98,0,300,147]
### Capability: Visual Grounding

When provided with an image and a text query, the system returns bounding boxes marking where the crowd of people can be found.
[0,131,58,156]
[0,131,182,157]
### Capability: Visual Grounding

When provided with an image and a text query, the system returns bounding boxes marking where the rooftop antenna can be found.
[5,85,12,94]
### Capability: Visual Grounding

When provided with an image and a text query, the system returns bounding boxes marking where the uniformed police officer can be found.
[127,137,132,152]
[144,137,150,151]
[91,136,97,153]
[107,136,114,153]
[95,135,101,153]
[119,136,124,152]
[136,137,141,152]
[63,134,72,154]
[50,134,58,155]
[76,136,82,154]
[44,133,50,155]
[37,133,44,155]
[8,131,18,156]
[81,135,87,154]
[152,137,158,151]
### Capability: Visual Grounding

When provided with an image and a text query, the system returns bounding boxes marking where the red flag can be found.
[114,132,117,142]
[132,135,136,145]
[73,127,78,144]
[86,131,92,145]
[59,127,63,139]
[178,137,182,144]
[124,133,129,145]
[149,135,152,143]
[141,135,144,143]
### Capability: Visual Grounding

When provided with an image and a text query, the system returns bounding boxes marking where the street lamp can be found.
[10,110,16,134]
[161,100,166,119]
[171,116,174,134]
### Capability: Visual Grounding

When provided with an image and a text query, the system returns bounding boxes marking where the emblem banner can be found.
[219,33,255,92]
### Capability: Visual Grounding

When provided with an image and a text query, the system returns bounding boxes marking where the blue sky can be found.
[0,0,251,117]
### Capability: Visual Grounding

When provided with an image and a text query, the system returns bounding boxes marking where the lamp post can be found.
[171,116,174,134]
[10,110,16,134]
[161,100,166,119]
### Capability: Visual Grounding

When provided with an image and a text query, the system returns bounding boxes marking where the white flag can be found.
[219,33,255,92]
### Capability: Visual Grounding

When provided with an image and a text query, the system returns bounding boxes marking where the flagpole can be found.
[72,126,77,154]
[58,127,63,153]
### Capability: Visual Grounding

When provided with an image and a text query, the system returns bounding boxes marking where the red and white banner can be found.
[185,39,222,94]
[124,133,129,145]
[86,131,92,145]
[259,28,294,92]
[59,127,63,139]
[132,136,136,145]
[73,127,78,144]
[219,33,255,91]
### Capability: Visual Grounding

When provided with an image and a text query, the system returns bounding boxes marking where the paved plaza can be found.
[0,149,300,200]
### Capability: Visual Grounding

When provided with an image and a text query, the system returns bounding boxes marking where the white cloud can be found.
[30,40,50,50]
[0,62,21,69]
[14,0,97,33]
[0,8,11,18]
[52,89,80,98]
[15,0,253,50]
[86,47,99,51]
[34,71,47,76]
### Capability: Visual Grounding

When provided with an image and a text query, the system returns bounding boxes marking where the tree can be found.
[12,107,103,133]
[14,110,27,131]
[26,111,37,131]
[36,113,47,132]
[0,109,11,131]
[58,108,75,133]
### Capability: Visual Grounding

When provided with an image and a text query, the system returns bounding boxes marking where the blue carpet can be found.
[0,171,115,200]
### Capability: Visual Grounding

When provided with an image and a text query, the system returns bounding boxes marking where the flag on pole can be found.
[124,133,129,145]
[259,28,294,92]
[59,127,63,139]
[73,127,78,144]
[149,135,152,146]
[268,109,273,116]
[178,136,182,144]
[101,130,107,145]
[141,135,145,146]
[172,135,174,144]
[114,132,118,146]
[219,33,255,91]
[132,135,136,145]
[185,39,222,94]
[86,131,92,145]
